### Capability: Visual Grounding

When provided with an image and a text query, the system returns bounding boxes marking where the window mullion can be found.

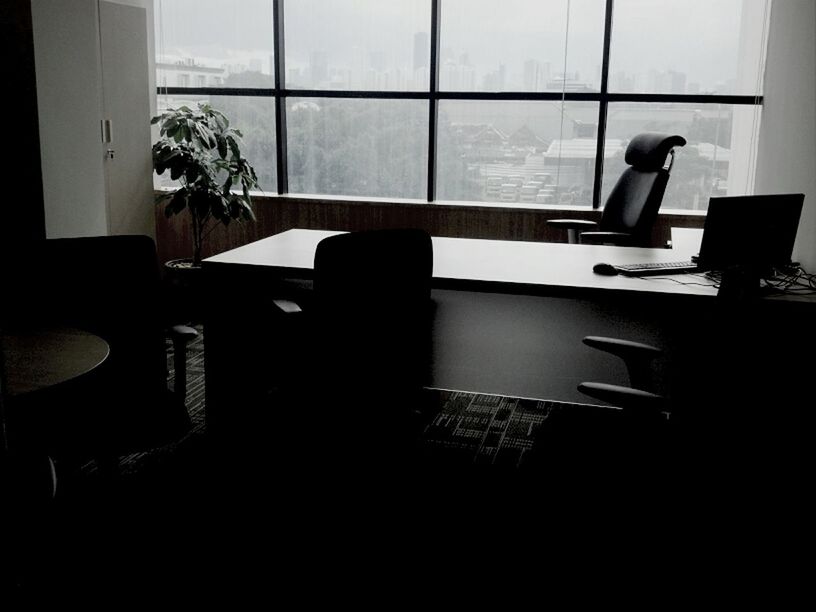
[592,0,615,210]
[273,0,288,195]
[427,0,441,203]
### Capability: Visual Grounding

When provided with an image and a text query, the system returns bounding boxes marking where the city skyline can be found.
[156,0,766,95]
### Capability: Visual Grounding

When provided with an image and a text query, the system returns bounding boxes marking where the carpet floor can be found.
[5,326,699,600]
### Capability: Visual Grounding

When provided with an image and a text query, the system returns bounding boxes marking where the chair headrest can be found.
[624,133,687,171]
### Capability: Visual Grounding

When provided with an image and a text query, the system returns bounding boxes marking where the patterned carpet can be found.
[421,390,552,468]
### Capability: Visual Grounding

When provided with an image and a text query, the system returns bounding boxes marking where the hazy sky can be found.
[155,0,767,92]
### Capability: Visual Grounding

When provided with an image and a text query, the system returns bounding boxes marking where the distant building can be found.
[310,50,329,85]
[414,31,429,72]
[545,73,595,93]
[508,125,548,152]
[523,59,548,91]
[157,58,224,88]
[483,64,507,90]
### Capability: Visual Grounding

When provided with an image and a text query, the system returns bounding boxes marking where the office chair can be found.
[2,235,196,474]
[522,334,673,492]
[577,336,668,414]
[269,229,434,477]
[548,132,687,246]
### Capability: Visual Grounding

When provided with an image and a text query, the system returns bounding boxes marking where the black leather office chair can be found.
[521,334,674,492]
[270,229,434,476]
[2,235,196,474]
[548,132,687,246]
[577,336,668,415]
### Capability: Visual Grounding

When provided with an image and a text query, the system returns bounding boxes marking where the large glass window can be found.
[287,98,427,199]
[156,94,277,193]
[609,0,768,95]
[156,0,275,89]
[439,0,605,92]
[284,0,431,91]
[155,0,770,212]
[602,103,758,211]
[437,101,599,205]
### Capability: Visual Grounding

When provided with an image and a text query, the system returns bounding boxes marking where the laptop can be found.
[616,193,804,276]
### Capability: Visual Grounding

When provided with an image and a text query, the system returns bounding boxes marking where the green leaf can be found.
[198,124,217,149]
[227,135,241,160]
[168,188,188,215]
[216,135,228,159]
[211,108,228,130]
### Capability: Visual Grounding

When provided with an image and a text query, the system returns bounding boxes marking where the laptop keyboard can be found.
[615,260,699,276]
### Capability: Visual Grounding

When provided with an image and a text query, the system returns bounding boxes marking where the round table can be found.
[2,327,108,502]
[2,327,110,397]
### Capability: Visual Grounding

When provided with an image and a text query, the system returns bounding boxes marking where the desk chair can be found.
[270,229,434,478]
[548,132,687,246]
[577,336,668,415]
[522,335,673,492]
[3,235,196,475]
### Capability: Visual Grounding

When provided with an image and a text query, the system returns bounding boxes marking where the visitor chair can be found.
[548,132,687,246]
[269,229,434,479]
[2,235,196,476]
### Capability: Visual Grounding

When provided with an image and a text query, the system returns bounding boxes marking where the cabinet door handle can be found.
[102,119,113,143]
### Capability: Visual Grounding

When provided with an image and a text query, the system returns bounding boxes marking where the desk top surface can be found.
[205,229,718,297]
[204,229,815,302]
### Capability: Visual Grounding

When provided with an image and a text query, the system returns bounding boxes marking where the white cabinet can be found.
[32,0,155,239]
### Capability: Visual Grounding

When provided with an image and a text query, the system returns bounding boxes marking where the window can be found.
[155,0,769,211]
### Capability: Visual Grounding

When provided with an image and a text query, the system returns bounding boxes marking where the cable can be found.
[554,0,571,196]
[762,264,816,294]
[634,274,719,288]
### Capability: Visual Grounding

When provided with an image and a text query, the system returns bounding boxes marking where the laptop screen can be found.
[696,193,804,272]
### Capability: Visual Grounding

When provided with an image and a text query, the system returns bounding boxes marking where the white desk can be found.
[206,229,717,297]
[202,229,814,438]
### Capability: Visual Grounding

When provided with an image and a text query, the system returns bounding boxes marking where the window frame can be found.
[157,0,764,209]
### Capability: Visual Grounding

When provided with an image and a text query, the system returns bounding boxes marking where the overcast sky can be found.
[155,0,767,92]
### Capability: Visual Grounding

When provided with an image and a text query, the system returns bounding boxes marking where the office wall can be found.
[30,0,156,239]
[1,0,45,244]
[755,0,816,270]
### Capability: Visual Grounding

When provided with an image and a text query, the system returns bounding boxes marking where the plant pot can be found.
[164,258,204,324]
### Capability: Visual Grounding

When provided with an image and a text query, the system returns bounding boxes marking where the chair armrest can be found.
[583,336,662,361]
[583,336,662,391]
[170,324,199,343]
[577,382,667,413]
[547,219,599,244]
[578,231,634,246]
[547,219,598,230]
[271,299,303,314]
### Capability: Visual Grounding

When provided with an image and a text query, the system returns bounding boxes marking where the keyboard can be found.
[614,260,700,276]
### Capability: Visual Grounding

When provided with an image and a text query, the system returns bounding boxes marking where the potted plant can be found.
[152,103,259,322]
[151,102,258,268]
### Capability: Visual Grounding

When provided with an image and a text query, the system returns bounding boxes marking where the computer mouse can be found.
[592,262,619,276]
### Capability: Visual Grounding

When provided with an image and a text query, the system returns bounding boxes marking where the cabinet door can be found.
[99,1,154,237]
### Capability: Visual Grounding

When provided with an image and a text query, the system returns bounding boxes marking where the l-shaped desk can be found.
[202,229,815,444]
